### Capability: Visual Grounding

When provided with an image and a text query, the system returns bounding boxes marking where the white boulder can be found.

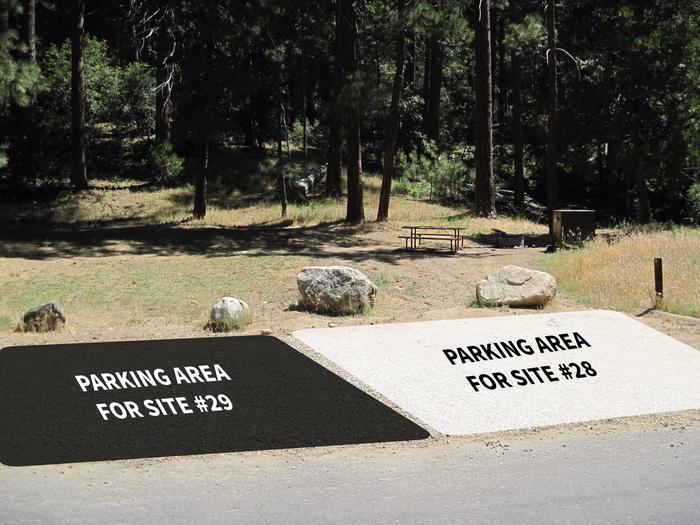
[476,265,556,307]
[206,297,252,332]
[297,266,377,315]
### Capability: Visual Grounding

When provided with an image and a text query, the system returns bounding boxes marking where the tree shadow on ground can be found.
[0,220,514,264]
[464,229,551,249]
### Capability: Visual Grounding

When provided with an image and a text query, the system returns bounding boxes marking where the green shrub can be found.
[114,62,156,137]
[395,141,471,202]
[289,119,321,150]
[150,141,184,185]
[393,177,431,198]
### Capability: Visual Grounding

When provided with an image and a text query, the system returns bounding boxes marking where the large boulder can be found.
[205,297,252,332]
[476,265,556,307]
[22,302,66,332]
[297,266,377,315]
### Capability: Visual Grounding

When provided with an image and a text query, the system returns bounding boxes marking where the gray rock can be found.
[22,302,65,332]
[476,265,556,307]
[297,266,377,315]
[205,297,252,332]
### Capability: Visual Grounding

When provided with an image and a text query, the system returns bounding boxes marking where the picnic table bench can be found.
[399,225,467,254]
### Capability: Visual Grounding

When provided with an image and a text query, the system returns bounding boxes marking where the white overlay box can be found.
[293,311,700,435]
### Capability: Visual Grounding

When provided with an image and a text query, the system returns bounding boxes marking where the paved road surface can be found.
[1,414,698,524]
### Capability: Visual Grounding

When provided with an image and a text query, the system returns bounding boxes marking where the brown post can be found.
[654,258,663,299]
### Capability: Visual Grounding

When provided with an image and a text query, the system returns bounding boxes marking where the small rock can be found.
[261,328,272,335]
[296,266,377,315]
[205,297,252,332]
[476,265,556,307]
[21,302,65,332]
[328,322,336,328]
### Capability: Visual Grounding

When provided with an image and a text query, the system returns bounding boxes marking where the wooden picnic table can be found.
[399,225,467,254]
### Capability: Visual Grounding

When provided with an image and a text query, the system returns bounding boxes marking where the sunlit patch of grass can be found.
[2,167,547,240]
[537,230,700,318]
[0,255,305,332]
[0,315,14,331]
[194,175,547,236]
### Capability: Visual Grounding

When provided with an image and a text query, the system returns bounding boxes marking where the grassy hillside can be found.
[538,229,700,318]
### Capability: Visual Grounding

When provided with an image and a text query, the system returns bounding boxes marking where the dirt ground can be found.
[1,221,699,351]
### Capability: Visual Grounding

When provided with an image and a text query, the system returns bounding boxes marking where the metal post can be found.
[654,258,663,299]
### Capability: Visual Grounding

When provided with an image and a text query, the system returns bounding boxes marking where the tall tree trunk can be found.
[284,87,291,155]
[510,0,524,209]
[301,50,308,161]
[326,0,343,196]
[422,35,431,128]
[339,0,363,223]
[71,0,88,190]
[546,0,559,232]
[129,0,140,61]
[22,0,36,62]
[279,169,288,218]
[377,0,406,222]
[474,0,495,217]
[426,28,442,150]
[497,15,506,134]
[193,25,213,219]
[404,27,416,87]
[606,140,618,216]
[277,95,283,158]
[155,7,173,143]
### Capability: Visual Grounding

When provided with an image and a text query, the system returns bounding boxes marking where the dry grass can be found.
[197,176,544,235]
[1,175,545,237]
[538,230,700,318]
[0,175,549,339]
[3,180,191,226]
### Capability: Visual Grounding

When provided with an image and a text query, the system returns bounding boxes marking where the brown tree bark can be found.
[22,0,36,62]
[155,6,173,143]
[474,0,495,217]
[510,0,524,209]
[377,0,406,222]
[71,0,88,190]
[326,0,343,197]
[496,15,507,135]
[301,50,308,161]
[193,24,214,219]
[277,94,283,158]
[546,0,559,232]
[426,28,443,150]
[339,0,363,223]
[422,35,431,129]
